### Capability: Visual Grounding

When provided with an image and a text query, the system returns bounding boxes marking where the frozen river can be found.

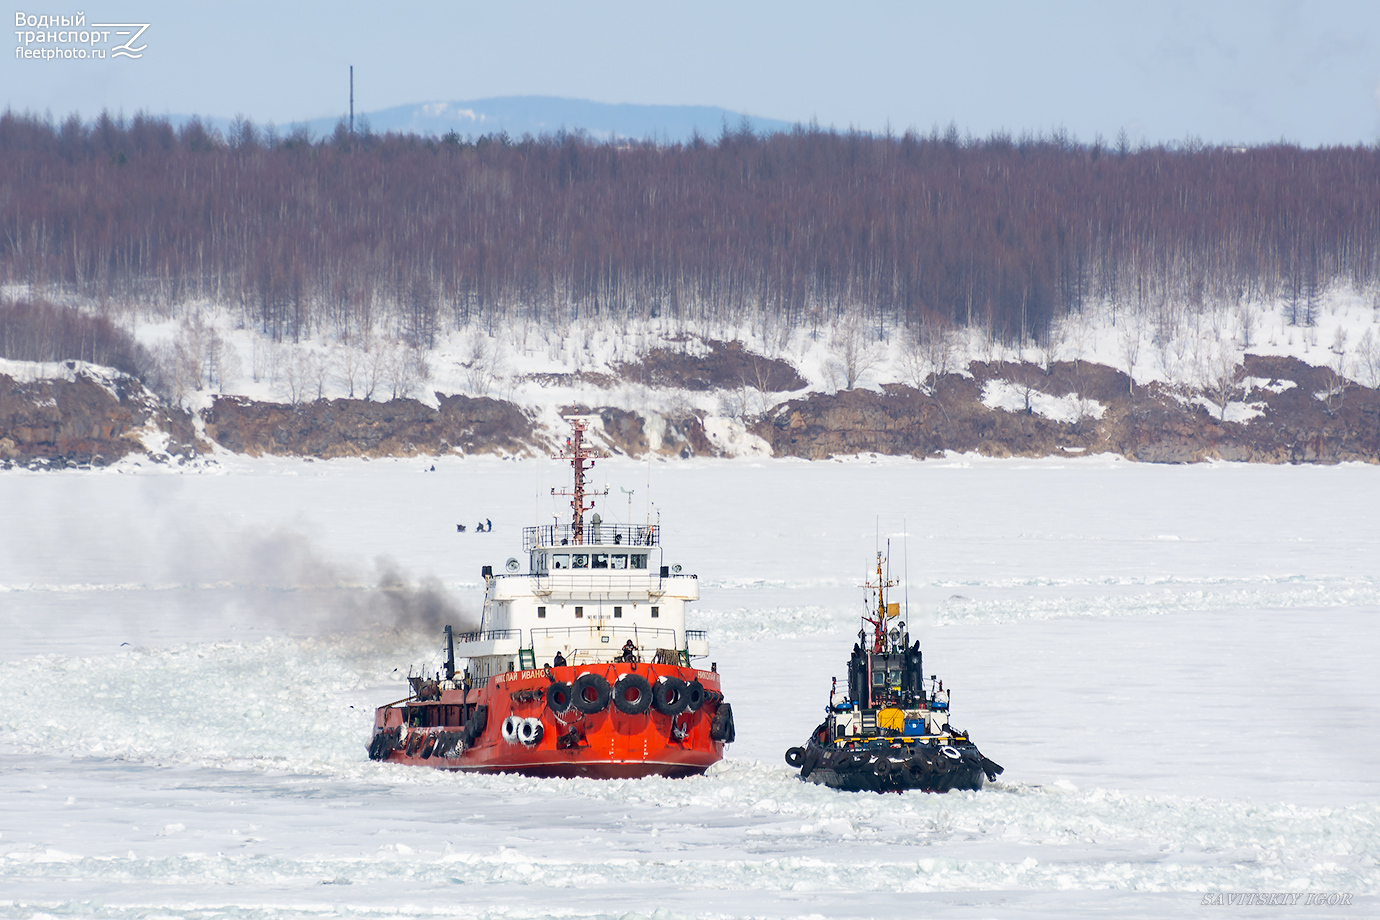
[1,453,1377,918]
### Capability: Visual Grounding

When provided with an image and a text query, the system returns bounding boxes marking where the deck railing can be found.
[523,523,659,550]
[453,628,521,644]
[531,625,678,647]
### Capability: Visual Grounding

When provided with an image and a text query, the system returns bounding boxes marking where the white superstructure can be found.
[455,418,708,685]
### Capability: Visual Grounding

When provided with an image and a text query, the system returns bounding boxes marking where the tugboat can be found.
[367,417,734,777]
[784,551,1002,792]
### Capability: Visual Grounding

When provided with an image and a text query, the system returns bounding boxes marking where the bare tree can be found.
[1354,329,1380,389]
[337,342,360,398]
[830,314,881,390]
[1199,344,1242,422]
[1119,321,1142,395]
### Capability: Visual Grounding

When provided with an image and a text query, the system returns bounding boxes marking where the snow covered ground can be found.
[1,454,1377,918]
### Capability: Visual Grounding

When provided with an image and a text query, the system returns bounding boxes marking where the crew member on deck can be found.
[552,650,567,668]
[619,639,638,662]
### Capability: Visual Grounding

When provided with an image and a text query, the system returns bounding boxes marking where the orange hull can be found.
[370,663,727,778]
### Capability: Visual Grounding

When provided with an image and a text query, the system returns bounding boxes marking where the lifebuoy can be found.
[684,679,706,711]
[501,715,522,743]
[940,745,962,761]
[547,681,574,715]
[614,673,653,715]
[572,672,612,714]
[785,746,805,768]
[652,676,688,715]
[518,717,544,746]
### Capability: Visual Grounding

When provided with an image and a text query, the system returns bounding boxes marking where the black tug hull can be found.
[796,740,1002,794]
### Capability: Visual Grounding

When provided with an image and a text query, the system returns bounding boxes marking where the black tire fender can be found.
[709,702,735,743]
[464,704,488,743]
[572,672,612,714]
[785,746,806,768]
[546,681,574,715]
[613,673,653,715]
[652,676,689,716]
[685,679,706,711]
[799,744,820,778]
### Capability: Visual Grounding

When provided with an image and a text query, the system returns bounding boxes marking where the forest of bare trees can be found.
[2,109,1378,356]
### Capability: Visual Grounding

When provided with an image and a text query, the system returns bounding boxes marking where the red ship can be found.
[368,418,734,777]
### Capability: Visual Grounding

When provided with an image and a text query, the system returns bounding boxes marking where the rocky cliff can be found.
[0,361,199,468]
[3,354,1377,468]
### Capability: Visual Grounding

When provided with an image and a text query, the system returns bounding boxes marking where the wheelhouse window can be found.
[592,553,609,569]
[552,554,570,570]
[630,554,649,569]
[610,554,628,570]
[572,554,589,569]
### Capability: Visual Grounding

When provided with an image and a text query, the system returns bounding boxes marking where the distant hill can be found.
[304,96,795,143]
[169,97,795,144]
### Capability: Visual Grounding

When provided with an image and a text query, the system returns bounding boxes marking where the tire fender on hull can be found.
[684,679,706,711]
[709,702,735,743]
[518,717,544,746]
[572,672,612,714]
[652,676,689,716]
[547,681,574,715]
[463,704,488,745]
[613,673,653,715]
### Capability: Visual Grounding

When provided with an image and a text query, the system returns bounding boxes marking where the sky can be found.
[5,0,1380,147]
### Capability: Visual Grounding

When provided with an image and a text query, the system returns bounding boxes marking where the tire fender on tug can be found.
[709,702,735,743]
[518,717,544,746]
[613,673,653,715]
[785,746,805,768]
[652,676,689,716]
[684,679,706,711]
[546,681,574,715]
[463,705,488,745]
[501,715,523,744]
[572,672,612,714]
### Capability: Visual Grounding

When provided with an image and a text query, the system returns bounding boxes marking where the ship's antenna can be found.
[551,417,607,544]
[903,516,910,634]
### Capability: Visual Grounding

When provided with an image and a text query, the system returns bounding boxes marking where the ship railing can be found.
[529,572,687,594]
[531,625,679,649]
[523,523,659,551]
[453,628,522,644]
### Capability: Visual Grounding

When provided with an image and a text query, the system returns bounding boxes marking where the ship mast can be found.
[551,417,607,544]
[862,550,897,654]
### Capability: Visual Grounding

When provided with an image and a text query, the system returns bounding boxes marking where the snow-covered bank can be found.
[1,456,1377,918]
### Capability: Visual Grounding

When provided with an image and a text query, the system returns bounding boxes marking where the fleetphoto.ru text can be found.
[14,10,148,61]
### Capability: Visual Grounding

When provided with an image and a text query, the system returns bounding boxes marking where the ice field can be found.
[1,453,1378,919]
